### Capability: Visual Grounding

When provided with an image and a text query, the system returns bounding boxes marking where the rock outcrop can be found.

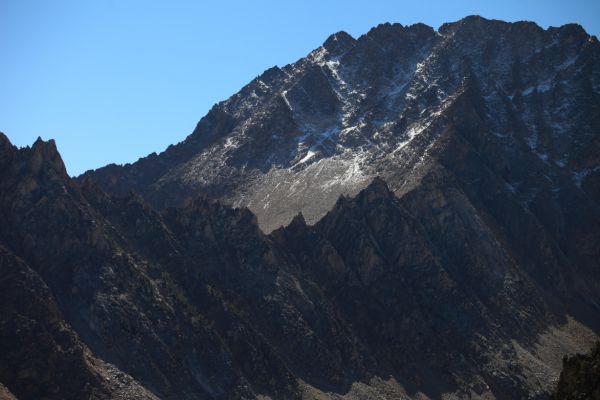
[552,342,600,399]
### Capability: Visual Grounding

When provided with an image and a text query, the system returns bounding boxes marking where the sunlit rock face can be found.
[81,16,600,235]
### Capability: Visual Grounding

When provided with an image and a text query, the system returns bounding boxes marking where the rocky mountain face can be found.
[81,16,600,234]
[0,132,598,399]
[1,15,600,400]
[552,341,600,399]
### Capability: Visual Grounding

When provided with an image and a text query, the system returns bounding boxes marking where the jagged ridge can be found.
[80,16,600,235]
[1,132,599,399]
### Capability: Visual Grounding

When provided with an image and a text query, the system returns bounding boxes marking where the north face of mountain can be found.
[80,16,600,235]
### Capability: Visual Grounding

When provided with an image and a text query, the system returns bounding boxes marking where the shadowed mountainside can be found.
[552,342,600,399]
[1,131,598,399]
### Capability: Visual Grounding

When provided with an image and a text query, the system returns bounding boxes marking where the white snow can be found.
[281,90,293,110]
[557,56,578,70]
[309,47,328,63]
[521,81,553,96]
[526,134,538,151]
[325,60,347,89]
[573,166,600,188]
[522,86,535,96]
[536,152,549,162]
[505,182,516,193]
[297,150,316,164]
[223,136,238,150]
[537,82,552,92]
[386,80,410,98]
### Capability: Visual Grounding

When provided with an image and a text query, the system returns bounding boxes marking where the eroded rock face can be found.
[0,383,18,400]
[0,245,158,400]
[552,342,600,399]
[80,16,600,235]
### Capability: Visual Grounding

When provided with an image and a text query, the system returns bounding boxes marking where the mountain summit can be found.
[81,16,600,233]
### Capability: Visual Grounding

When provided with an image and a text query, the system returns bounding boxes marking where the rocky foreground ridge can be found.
[0,131,598,399]
[552,341,600,399]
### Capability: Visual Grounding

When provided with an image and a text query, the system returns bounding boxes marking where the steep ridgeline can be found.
[81,16,600,235]
[1,132,599,399]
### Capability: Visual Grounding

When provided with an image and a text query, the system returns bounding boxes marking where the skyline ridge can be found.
[2,0,599,174]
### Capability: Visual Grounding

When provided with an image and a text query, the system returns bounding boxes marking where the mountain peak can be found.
[362,22,407,42]
[288,211,307,228]
[438,15,505,35]
[322,30,356,57]
[80,17,600,236]
[0,131,11,146]
[28,137,68,176]
[0,132,15,154]
[366,22,405,35]
[362,176,393,199]
[0,132,16,171]
[551,22,590,40]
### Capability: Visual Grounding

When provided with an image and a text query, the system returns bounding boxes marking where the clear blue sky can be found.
[1,0,599,176]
